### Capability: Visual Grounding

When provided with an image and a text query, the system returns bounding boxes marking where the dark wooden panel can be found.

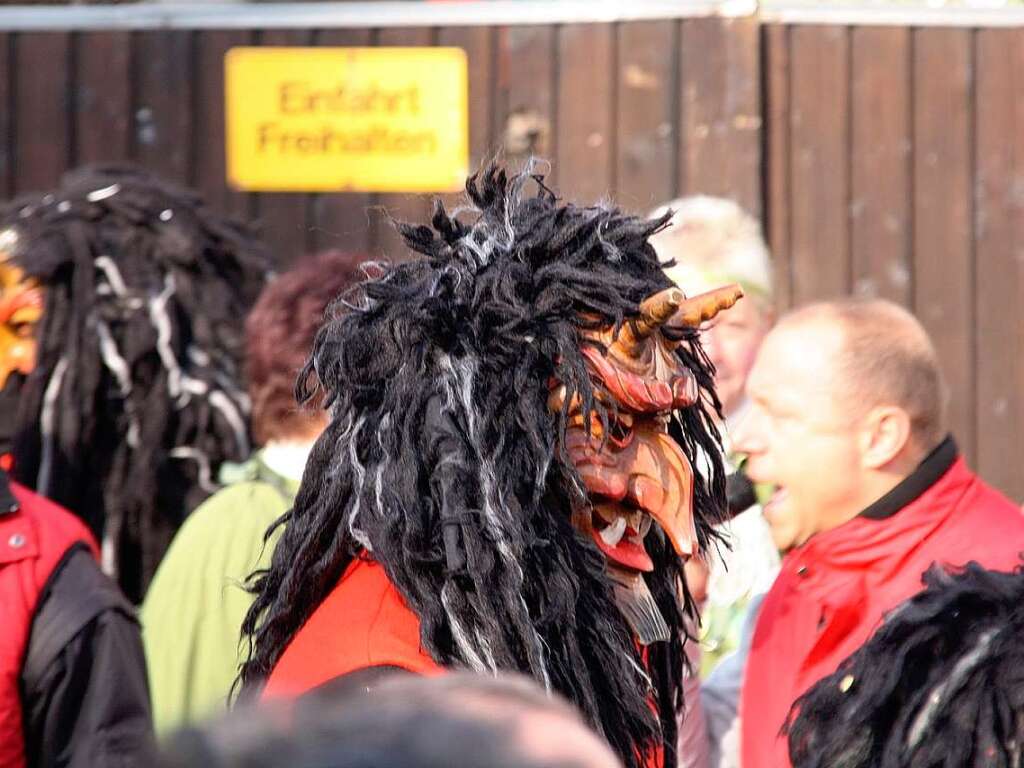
[850,27,911,306]
[373,27,435,263]
[556,23,614,205]
[679,17,761,218]
[913,28,974,459]
[74,32,132,165]
[974,28,1022,499]
[435,24,494,219]
[438,25,494,175]
[615,21,675,214]
[788,25,850,304]
[194,29,251,220]
[493,26,556,177]
[0,34,12,198]
[14,33,71,194]
[308,28,375,257]
[133,31,193,183]
[763,23,792,310]
[252,29,314,268]
[1014,30,1024,500]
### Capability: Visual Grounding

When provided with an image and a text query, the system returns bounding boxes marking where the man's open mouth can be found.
[590,503,655,572]
[762,485,787,521]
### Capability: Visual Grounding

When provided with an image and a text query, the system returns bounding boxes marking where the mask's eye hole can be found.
[607,417,634,448]
[10,321,34,339]
[9,306,40,338]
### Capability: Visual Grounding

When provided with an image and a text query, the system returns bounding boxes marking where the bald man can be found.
[732,299,1024,768]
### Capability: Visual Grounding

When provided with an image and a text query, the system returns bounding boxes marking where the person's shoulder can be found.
[25,546,134,685]
[48,546,128,614]
[9,481,68,517]
[9,482,93,539]
[198,479,291,507]
[181,481,291,537]
[959,471,1024,526]
[932,471,1024,569]
[149,481,288,582]
[5,481,98,561]
[142,481,289,619]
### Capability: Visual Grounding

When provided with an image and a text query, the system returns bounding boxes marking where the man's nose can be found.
[729,407,761,455]
[701,326,719,362]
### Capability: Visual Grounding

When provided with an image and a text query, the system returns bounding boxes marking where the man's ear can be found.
[859,406,912,470]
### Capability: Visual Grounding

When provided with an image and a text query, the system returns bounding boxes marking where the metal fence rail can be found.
[1,1,1023,31]
[0,1,747,31]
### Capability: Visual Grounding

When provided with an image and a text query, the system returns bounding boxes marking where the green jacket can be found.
[141,453,297,737]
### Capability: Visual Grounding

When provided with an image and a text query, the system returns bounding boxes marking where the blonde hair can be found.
[649,196,773,310]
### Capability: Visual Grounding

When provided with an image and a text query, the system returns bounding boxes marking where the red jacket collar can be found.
[858,435,958,520]
[789,436,965,572]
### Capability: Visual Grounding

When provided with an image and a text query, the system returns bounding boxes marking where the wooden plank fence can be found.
[764,21,1024,501]
[0,5,1020,501]
[0,16,762,262]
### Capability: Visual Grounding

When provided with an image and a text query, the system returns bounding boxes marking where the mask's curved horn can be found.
[668,284,745,330]
[616,287,684,356]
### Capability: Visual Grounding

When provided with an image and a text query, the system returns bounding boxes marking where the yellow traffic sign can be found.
[225,47,468,192]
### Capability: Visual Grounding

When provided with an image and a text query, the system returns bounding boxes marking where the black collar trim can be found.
[0,469,19,516]
[859,435,959,521]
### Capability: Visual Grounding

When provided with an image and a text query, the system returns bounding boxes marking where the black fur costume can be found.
[240,164,727,768]
[0,166,270,602]
[787,562,1024,768]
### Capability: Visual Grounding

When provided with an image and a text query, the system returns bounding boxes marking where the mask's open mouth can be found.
[589,503,655,572]
[582,504,673,645]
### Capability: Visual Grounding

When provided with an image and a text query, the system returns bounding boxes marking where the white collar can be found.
[260,440,316,482]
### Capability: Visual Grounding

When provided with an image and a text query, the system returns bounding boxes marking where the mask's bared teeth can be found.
[594,504,618,524]
[599,516,627,547]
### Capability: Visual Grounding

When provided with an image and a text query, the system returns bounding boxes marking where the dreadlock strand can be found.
[3,165,270,601]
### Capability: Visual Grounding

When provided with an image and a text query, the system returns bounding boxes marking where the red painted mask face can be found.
[0,244,43,391]
[552,284,743,642]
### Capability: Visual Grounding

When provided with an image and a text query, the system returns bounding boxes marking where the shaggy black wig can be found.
[1,165,270,602]
[787,561,1024,768]
[239,164,727,768]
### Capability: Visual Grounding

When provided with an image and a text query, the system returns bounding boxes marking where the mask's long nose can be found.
[625,429,698,559]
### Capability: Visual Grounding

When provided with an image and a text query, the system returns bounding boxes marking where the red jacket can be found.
[0,478,98,768]
[263,557,443,700]
[741,441,1024,768]
[264,559,669,767]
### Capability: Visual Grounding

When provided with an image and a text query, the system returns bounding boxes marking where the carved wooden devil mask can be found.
[0,231,42,391]
[551,283,743,642]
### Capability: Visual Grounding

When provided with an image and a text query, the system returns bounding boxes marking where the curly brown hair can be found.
[245,251,364,446]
